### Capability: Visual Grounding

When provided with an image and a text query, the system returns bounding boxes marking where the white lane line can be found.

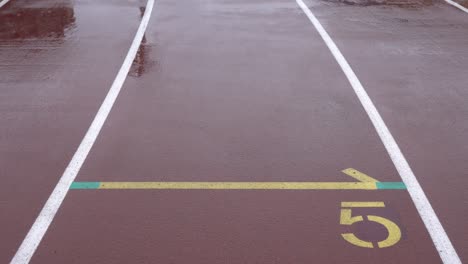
[295,0,461,263]
[0,0,11,9]
[10,0,155,263]
[444,0,468,14]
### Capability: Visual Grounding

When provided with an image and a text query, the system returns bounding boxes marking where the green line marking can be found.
[376,182,407,190]
[70,182,101,189]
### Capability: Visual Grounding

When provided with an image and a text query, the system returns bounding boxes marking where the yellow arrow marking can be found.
[71,168,405,190]
[341,168,379,183]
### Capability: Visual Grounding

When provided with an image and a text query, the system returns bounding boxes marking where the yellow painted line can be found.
[341,201,385,207]
[99,182,378,190]
[341,233,374,248]
[341,168,379,183]
[368,215,402,248]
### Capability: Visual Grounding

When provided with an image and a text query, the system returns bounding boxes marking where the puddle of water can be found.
[128,6,159,78]
[457,0,468,8]
[0,6,75,40]
[129,39,149,78]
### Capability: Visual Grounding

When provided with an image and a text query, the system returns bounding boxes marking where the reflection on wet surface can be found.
[458,0,468,7]
[129,37,150,77]
[0,6,75,40]
[129,6,155,77]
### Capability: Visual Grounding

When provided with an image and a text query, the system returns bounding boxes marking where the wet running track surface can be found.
[1,0,467,263]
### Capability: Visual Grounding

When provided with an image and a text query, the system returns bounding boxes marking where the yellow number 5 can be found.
[340,202,401,248]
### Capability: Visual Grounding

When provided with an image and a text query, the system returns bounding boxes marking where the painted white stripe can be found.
[444,0,468,14]
[10,0,155,263]
[0,0,11,9]
[295,0,461,263]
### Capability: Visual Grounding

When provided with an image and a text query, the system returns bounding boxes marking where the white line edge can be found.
[444,0,468,14]
[294,0,461,263]
[10,0,155,263]
[0,0,11,9]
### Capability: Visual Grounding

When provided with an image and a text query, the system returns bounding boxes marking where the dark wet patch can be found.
[456,0,468,8]
[129,41,154,78]
[128,6,157,78]
[129,37,159,78]
[0,6,75,40]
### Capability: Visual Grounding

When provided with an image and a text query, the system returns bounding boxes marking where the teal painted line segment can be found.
[377,182,407,190]
[70,182,101,189]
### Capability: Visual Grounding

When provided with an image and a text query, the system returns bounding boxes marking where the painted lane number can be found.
[340,202,401,248]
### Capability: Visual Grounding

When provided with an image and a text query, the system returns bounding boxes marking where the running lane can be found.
[300,0,468,261]
[0,0,143,262]
[28,0,445,263]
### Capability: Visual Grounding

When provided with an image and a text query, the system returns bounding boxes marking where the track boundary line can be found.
[444,0,468,14]
[10,0,155,263]
[295,0,461,263]
[0,0,11,9]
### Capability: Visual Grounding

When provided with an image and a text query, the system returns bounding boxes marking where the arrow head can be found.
[342,168,379,183]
